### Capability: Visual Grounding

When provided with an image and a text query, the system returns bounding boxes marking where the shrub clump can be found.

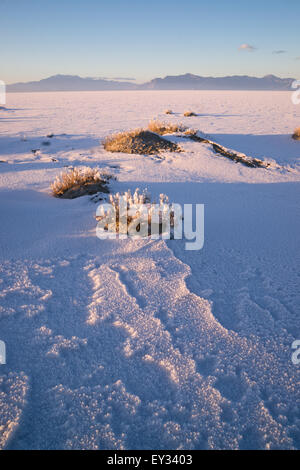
[104,129,181,154]
[292,127,300,141]
[51,167,113,199]
[184,111,197,117]
[148,120,186,135]
[184,128,198,137]
[96,189,177,236]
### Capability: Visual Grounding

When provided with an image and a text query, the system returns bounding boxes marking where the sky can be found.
[1,0,300,84]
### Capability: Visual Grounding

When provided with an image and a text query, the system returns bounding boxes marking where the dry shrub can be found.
[164,109,173,115]
[96,189,177,236]
[292,127,300,140]
[148,120,186,135]
[184,128,198,137]
[51,167,112,199]
[104,129,180,154]
[184,111,197,117]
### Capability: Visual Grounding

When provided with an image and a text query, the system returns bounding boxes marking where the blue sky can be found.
[1,0,300,83]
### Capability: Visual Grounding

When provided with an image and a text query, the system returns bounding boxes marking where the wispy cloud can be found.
[238,43,257,52]
[272,50,286,54]
[110,77,136,81]
[91,76,136,81]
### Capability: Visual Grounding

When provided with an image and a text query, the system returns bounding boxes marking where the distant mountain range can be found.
[141,73,295,90]
[7,73,295,92]
[7,75,137,92]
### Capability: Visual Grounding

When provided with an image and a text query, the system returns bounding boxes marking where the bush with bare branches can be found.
[96,189,177,237]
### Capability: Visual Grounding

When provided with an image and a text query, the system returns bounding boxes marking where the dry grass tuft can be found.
[292,127,300,140]
[148,120,186,135]
[51,167,112,199]
[184,111,197,117]
[104,128,181,154]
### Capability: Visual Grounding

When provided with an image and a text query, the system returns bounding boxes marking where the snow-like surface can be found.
[0,91,299,449]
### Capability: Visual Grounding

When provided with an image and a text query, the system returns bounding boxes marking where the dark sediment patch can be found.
[185,133,270,168]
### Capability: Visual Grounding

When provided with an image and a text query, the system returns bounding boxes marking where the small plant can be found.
[96,189,177,236]
[184,128,198,137]
[184,111,197,117]
[164,109,173,115]
[292,127,300,140]
[148,120,186,135]
[104,128,180,154]
[51,167,113,199]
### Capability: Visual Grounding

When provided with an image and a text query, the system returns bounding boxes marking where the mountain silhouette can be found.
[7,73,295,92]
